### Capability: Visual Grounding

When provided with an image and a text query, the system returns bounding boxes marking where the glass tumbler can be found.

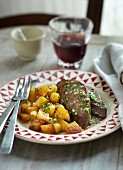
[49,16,94,69]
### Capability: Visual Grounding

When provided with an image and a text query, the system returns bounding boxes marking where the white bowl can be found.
[11,26,45,61]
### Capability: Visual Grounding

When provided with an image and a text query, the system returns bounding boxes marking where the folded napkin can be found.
[93,43,123,130]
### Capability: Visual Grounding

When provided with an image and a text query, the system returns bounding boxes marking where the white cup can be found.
[11,26,45,61]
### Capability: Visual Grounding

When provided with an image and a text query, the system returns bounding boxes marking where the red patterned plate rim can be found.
[0,70,120,144]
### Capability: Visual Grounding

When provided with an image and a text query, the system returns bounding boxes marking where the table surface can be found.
[0,27,123,170]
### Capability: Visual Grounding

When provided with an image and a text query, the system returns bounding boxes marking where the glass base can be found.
[19,55,37,61]
[58,59,83,69]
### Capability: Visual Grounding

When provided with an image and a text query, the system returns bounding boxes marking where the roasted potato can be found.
[21,101,31,113]
[28,87,37,102]
[29,120,41,132]
[65,121,82,134]
[37,109,49,122]
[27,106,39,114]
[53,123,61,134]
[59,120,68,132]
[50,92,60,103]
[18,113,31,122]
[30,111,38,121]
[42,103,55,116]
[54,104,70,122]
[41,124,55,134]
[36,96,49,108]
[47,84,57,96]
[38,85,49,96]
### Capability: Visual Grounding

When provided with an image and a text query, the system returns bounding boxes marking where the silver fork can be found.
[0,76,31,154]
[0,78,38,134]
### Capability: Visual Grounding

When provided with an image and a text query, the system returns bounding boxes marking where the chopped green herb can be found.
[99,100,105,107]
[49,115,59,123]
[42,102,51,108]
[83,107,91,114]
[60,99,67,105]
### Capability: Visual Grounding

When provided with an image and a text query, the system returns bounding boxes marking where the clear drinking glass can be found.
[49,16,94,69]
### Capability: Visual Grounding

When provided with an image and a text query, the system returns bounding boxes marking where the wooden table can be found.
[0,27,123,170]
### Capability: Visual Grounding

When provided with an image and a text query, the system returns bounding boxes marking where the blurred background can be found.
[0,0,122,36]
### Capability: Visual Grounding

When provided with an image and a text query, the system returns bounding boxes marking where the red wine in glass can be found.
[53,33,87,64]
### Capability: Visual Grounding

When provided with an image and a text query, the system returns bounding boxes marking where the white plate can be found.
[0,70,120,144]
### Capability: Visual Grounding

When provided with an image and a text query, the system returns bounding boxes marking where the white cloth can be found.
[107,43,123,84]
[93,43,123,130]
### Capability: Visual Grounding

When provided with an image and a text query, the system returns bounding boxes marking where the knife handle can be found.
[0,100,20,154]
[0,101,16,134]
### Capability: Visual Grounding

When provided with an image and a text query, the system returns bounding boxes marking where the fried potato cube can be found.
[28,87,37,102]
[27,106,39,114]
[30,111,38,121]
[36,96,49,108]
[47,84,57,96]
[29,120,41,132]
[41,124,55,134]
[65,121,82,134]
[32,102,37,107]
[59,120,68,132]
[18,113,31,122]
[53,123,61,134]
[50,92,60,103]
[38,85,49,96]
[37,109,49,122]
[43,103,55,117]
[54,105,70,122]
[21,101,31,113]
[39,119,47,125]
